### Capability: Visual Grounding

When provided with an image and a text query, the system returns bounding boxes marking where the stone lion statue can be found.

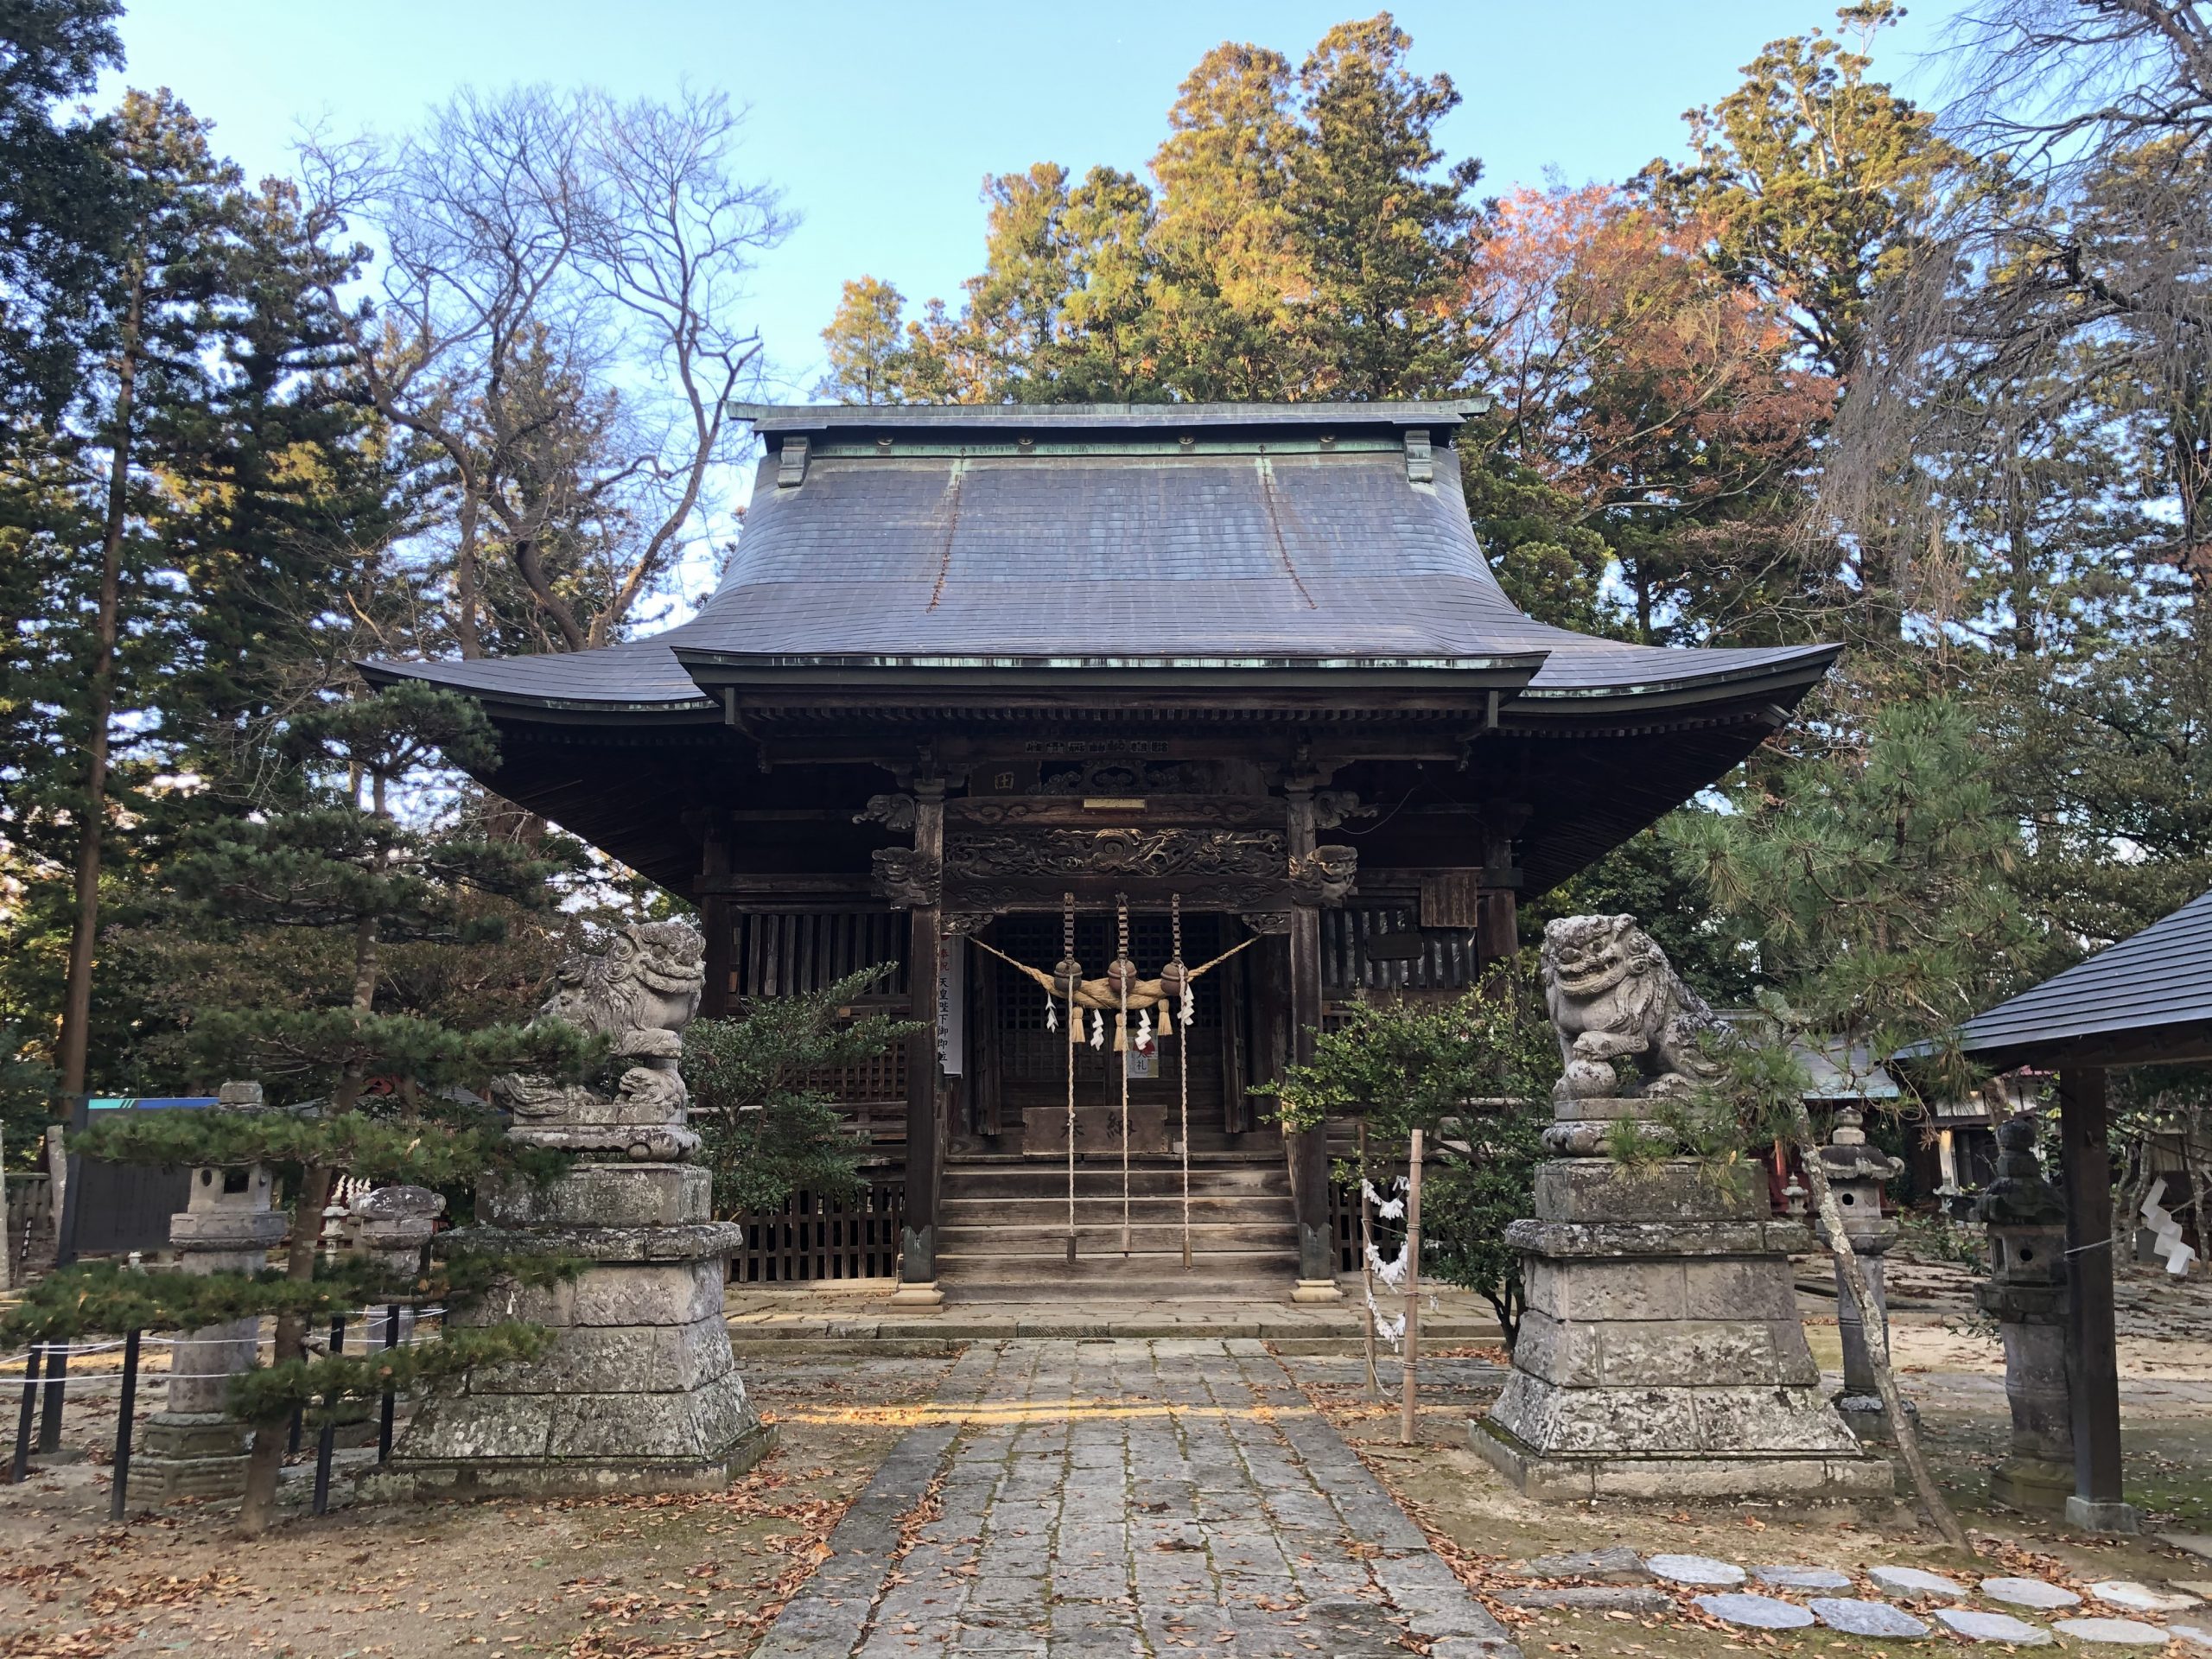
[1540,914,1724,1103]
[495,920,707,1156]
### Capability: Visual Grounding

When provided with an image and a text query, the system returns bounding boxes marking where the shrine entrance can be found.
[938,907,1294,1297]
[967,912,1268,1156]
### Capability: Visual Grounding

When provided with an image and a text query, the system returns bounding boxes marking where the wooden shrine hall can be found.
[366,400,1839,1304]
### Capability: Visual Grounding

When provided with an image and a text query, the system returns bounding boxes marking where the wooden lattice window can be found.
[730,910,909,1001]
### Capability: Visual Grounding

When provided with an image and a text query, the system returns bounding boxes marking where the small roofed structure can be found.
[1920,886,2212,1533]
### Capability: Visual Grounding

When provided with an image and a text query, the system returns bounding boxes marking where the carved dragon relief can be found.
[870,848,941,908]
[870,827,1359,912]
[948,828,1288,880]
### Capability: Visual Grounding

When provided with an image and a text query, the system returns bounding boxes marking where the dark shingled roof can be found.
[368,401,1836,710]
[1942,888,2212,1070]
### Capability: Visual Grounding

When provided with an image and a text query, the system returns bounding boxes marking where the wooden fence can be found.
[728,1171,906,1284]
[5,1173,54,1283]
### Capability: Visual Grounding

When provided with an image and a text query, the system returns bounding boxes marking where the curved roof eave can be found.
[362,637,1838,721]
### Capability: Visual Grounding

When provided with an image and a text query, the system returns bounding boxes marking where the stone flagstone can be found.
[1936,1607,2054,1644]
[1497,1586,1669,1613]
[1808,1598,1931,1637]
[2171,1621,2212,1649]
[1694,1592,1814,1629]
[1869,1564,1968,1598]
[2090,1579,2203,1613]
[2052,1617,2173,1645]
[751,1337,1522,1659]
[1510,1546,1648,1581]
[1752,1564,1853,1589]
[1980,1576,2081,1610]
[1646,1553,1746,1586]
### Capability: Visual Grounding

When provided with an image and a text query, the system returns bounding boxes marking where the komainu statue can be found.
[1540,913,1724,1102]
[493,920,706,1159]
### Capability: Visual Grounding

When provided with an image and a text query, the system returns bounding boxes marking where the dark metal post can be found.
[9,1345,41,1484]
[107,1330,140,1521]
[36,1344,65,1454]
[2059,1065,2138,1532]
[312,1314,344,1516]
[377,1304,399,1463]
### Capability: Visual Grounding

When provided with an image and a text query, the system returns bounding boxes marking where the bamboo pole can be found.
[1359,1119,1380,1398]
[1791,1105,1971,1552]
[1400,1128,1424,1446]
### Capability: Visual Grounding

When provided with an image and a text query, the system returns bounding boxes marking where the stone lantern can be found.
[344,1185,443,1277]
[1813,1103,1906,1441]
[137,1082,288,1502]
[1974,1112,2072,1511]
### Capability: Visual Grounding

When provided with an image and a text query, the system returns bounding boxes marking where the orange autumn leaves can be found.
[1472,184,1837,527]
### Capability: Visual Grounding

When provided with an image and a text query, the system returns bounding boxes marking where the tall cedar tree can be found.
[42,90,245,1103]
[818,13,1484,404]
[56,682,591,1534]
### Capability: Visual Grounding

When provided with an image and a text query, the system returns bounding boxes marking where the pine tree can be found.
[1668,696,2049,1091]
[41,682,591,1533]
[681,963,918,1218]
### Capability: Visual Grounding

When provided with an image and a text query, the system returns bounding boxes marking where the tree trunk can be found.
[56,259,146,1100]
[1790,1106,1972,1553]
[236,1163,335,1535]
[453,490,483,660]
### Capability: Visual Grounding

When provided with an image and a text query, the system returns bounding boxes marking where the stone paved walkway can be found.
[755,1338,1519,1659]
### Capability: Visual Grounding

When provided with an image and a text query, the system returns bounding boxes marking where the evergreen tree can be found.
[682,963,918,1218]
[1147,42,1312,401]
[0,0,124,428]
[39,681,590,1534]
[1653,1,1960,383]
[819,14,1487,404]
[1260,963,1558,1346]
[1668,697,2050,1093]
[1290,14,1484,398]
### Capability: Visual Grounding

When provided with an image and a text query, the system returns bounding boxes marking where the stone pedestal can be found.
[1471,1102,1891,1502]
[1815,1106,1907,1442]
[372,922,772,1499]
[1976,1115,2074,1513]
[138,1085,287,1503]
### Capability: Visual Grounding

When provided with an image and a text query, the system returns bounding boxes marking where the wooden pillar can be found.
[697,816,732,1019]
[2059,1065,2138,1531]
[1285,783,1340,1300]
[894,779,946,1304]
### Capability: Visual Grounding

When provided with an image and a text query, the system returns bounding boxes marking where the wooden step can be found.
[940,1195,1290,1225]
[942,1166,1289,1200]
[938,1220,1298,1254]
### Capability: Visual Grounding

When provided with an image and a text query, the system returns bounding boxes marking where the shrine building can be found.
[366,400,1836,1305]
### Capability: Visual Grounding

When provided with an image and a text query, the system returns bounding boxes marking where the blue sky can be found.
[109,0,1960,402]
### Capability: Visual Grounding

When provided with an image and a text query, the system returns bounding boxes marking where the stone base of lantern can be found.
[1991,1454,2074,1512]
[134,1412,251,1501]
[1834,1389,1915,1446]
[1470,1128,1892,1503]
[369,1165,773,1501]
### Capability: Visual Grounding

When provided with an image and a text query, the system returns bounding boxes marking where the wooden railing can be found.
[728,1171,906,1284]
